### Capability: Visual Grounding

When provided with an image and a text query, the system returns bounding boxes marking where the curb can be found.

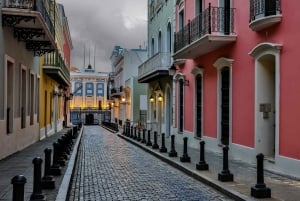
[55,126,84,201]
[117,133,252,201]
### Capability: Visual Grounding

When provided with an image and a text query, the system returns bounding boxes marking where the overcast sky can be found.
[57,0,147,72]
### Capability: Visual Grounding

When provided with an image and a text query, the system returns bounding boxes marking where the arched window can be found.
[151,38,155,56]
[167,23,172,53]
[158,31,162,52]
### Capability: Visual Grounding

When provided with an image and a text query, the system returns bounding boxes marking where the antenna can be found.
[94,45,96,70]
[83,45,85,68]
[89,46,91,66]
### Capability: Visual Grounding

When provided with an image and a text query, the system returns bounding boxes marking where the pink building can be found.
[172,0,299,177]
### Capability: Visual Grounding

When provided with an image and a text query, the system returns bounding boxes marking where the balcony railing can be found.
[249,0,281,31]
[174,3,235,53]
[2,0,56,55]
[43,51,70,86]
[250,0,281,22]
[138,52,171,83]
[110,86,123,96]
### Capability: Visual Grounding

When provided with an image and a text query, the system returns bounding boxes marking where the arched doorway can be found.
[256,54,276,157]
[249,42,281,159]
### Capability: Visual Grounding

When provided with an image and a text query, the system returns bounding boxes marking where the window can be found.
[195,0,203,16]
[178,79,184,133]
[86,83,94,96]
[21,67,26,129]
[97,83,104,96]
[179,9,184,31]
[167,23,172,53]
[151,38,155,56]
[6,56,14,133]
[29,73,34,125]
[158,31,162,52]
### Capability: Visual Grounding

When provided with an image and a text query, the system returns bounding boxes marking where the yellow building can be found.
[39,2,72,138]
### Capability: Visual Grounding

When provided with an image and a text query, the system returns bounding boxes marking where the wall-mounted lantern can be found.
[149,95,154,103]
[168,64,189,86]
[158,94,163,102]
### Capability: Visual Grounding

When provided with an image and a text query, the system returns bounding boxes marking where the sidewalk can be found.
[0,127,82,201]
[116,131,300,201]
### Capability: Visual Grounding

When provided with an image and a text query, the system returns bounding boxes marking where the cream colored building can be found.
[70,66,109,124]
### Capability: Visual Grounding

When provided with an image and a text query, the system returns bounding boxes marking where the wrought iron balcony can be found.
[2,0,56,56]
[249,0,282,31]
[138,52,171,83]
[173,3,237,59]
[43,51,70,86]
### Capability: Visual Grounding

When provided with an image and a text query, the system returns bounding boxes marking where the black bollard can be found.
[11,175,27,201]
[141,129,146,143]
[56,139,66,166]
[130,126,133,138]
[196,141,209,170]
[159,133,167,153]
[152,131,159,149]
[133,127,137,140]
[42,148,55,189]
[137,129,141,141]
[180,137,191,162]
[127,124,130,137]
[30,157,46,201]
[218,146,234,182]
[168,135,178,157]
[146,130,152,146]
[50,142,61,176]
[123,125,126,135]
[251,153,271,198]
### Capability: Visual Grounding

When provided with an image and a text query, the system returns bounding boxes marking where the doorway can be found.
[196,74,202,138]
[221,67,230,145]
[256,54,276,158]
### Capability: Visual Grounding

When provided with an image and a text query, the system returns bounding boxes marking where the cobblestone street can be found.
[67,126,232,201]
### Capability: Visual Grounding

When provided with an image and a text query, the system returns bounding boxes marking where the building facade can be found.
[171,0,300,177]
[109,46,148,127]
[138,0,174,135]
[39,2,72,139]
[0,0,68,159]
[70,66,109,125]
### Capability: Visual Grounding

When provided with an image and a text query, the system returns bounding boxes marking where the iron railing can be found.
[174,3,235,53]
[249,0,281,22]
[44,50,70,82]
[138,52,171,78]
[3,0,55,40]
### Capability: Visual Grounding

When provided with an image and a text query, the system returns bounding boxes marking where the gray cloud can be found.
[57,0,147,72]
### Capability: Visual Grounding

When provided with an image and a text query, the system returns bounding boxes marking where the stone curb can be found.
[117,133,252,201]
[55,126,84,201]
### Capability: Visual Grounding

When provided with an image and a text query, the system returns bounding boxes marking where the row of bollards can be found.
[122,125,271,199]
[11,124,81,201]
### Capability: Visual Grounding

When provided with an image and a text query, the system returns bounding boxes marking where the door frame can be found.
[249,42,282,158]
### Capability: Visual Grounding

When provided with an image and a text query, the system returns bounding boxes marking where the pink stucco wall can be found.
[175,0,300,159]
